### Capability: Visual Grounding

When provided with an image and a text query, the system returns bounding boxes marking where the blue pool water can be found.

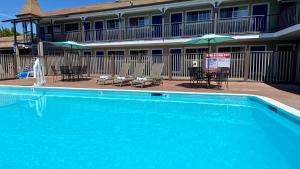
[0,86,299,169]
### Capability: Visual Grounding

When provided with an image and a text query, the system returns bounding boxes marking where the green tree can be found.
[0,27,21,37]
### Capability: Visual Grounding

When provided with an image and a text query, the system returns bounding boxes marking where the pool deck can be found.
[1,76,300,110]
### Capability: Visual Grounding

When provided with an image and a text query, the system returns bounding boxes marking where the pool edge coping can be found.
[1,84,300,118]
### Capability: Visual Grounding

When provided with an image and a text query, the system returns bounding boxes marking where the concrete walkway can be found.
[1,76,300,110]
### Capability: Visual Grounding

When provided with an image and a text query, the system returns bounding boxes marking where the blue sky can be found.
[0,0,112,29]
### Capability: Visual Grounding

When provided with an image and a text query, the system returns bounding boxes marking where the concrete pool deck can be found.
[1,76,300,110]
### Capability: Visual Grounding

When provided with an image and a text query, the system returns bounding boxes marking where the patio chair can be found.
[80,65,88,79]
[188,67,206,88]
[72,66,81,81]
[112,63,145,87]
[97,63,130,85]
[214,67,230,89]
[131,63,164,88]
[51,66,59,82]
[60,66,71,81]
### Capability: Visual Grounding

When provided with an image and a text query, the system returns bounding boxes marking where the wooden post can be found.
[168,54,172,80]
[244,50,250,81]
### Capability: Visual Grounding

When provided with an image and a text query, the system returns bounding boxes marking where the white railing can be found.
[1,51,297,82]
[217,15,267,34]
[0,55,15,80]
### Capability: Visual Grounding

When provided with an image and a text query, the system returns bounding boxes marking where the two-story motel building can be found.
[3,0,300,82]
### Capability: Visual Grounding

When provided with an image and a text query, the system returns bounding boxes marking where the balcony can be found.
[41,15,297,43]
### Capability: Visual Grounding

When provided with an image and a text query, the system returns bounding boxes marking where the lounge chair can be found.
[112,63,145,86]
[131,63,164,88]
[16,68,33,79]
[97,63,130,85]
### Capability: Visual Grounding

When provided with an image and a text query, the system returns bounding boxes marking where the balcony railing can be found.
[41,14,298,42]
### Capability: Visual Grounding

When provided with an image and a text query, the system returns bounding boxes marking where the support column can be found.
[111,55,116,76]
[30,19,34,43]
[168,54,172,80]
[162,8,165,40]
[81,17,85,42]
[38,42,48,75]
[213,2,219,34]
[118,13,123,40]
[51,20,55,42]
[244,50,250,81]
[13,22,20,75]
[296,0,300,24]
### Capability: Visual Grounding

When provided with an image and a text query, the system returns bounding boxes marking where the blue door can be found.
[83,22,91,41]
[252,4,268,32]
[170,49,182,72]
[152,15,162,38]
[95,21,103,41]
[171,13,182,37]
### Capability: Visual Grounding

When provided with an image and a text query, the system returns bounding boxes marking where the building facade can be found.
[3,0,300,82]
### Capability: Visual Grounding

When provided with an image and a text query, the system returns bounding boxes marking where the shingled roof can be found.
[17,0,43,17]
[43,0,177,17]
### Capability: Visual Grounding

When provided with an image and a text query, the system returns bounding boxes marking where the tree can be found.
[0,27,21,37]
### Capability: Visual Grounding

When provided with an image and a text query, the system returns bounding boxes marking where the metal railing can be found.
[1,51,296,82]
[41,12,300,43]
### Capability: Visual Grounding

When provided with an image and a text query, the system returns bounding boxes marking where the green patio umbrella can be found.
[186,34,235,73]
[48,41,87,67]
[49,41,87,50]
[186,34,235,51]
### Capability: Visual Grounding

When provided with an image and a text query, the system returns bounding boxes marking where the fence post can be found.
[244,50,250,81]
[168,54,172,80]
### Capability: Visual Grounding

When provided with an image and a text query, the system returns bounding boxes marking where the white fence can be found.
[0,51,298,83]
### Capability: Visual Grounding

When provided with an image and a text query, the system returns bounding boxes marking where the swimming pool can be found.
[0,86,299,169]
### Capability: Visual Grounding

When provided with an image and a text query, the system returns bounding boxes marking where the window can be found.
[277,45,294,51]
[130,50,148,56]
[250,46,266,51]
[185,48,209,54]
[108,50,125,56]
[95,51,105,57]
[106,19,119,29]
[47,25,61,34]
[53,25,61,33]
[218,46,245,52]
[129,17,148,27]
[65,23,79,32]
[186,10,211,22]
[152,49,163,63]
[220,6,248,18]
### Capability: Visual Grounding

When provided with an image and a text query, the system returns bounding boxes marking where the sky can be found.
[0,0,112,29]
